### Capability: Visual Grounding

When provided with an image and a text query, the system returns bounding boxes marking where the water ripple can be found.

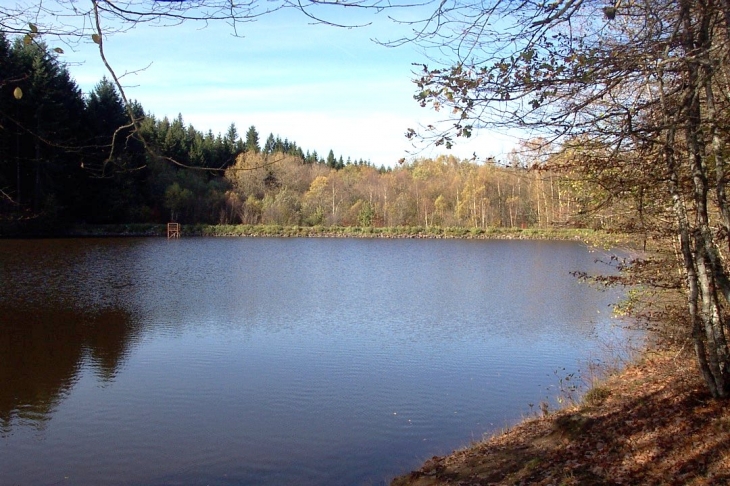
[0,237,635,486]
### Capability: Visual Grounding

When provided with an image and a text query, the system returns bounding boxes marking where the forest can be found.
[0,33,605,233]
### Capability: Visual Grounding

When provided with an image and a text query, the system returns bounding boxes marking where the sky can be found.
[61,6,518,167]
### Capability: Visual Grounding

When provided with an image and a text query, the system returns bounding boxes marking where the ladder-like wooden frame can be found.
[167,222,180,239]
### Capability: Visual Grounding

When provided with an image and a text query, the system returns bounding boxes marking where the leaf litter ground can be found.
[391,350,730,485]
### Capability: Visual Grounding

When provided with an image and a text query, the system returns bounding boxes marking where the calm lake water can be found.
[0,237,630,485]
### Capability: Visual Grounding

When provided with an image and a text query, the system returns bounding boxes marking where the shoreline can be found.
[2,223,635,249]
[390,347,729,485]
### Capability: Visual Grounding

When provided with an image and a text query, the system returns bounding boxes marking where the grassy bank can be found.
[188,224,602,241]
[390,347,730,486]
[58,223,632,247]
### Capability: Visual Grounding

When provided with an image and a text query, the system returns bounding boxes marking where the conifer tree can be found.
[262,133,274,154]
[0,36,85,219]
[224,123,239,155]
[326,149,337,169]
[245,125,260,154]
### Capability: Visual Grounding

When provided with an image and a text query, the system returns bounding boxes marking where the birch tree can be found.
[408,0,730,397]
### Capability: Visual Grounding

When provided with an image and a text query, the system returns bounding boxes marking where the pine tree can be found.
[82,77,147,222]
[263,133,276,154]
[224,123,238,155]
[326,149,337,169]
[0,37,85,218]
[245,125,260,153]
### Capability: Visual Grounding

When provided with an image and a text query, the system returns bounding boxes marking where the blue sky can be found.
[63,7,517,166]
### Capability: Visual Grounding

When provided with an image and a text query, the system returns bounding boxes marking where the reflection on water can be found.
[0,306,140,434]
[0,238,143,434]
[0,237,630,486]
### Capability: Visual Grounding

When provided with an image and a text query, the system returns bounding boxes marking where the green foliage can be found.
[0,34,86,223]
[245,125,260,154]
[357,201,375,226]
[152,224,606,242]
[164,182,194,222]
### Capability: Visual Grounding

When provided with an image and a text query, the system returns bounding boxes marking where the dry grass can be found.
[391,349,730,485]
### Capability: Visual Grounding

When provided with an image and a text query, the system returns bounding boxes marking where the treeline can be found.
[0,34,609,232]
[0,35,371,229]
[221,152,602,229]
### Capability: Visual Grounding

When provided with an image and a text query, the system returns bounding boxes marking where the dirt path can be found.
[391,350,730,485]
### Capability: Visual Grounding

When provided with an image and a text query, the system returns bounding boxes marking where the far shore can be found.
[2,222,636,248]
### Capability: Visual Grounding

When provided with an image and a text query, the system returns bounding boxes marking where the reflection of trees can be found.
[84,309,140,381]
[0,306,139,432]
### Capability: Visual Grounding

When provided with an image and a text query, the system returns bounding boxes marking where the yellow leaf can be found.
[13,87,23,100]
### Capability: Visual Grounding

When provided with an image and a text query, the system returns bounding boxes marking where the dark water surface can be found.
[0,237,629,485]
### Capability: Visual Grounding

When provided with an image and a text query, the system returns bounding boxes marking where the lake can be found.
[0,237,630,485]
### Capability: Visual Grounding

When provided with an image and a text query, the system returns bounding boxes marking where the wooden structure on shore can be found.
[167,222,180,239]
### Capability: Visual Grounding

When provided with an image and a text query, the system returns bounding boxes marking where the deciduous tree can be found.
[408,0,730,397]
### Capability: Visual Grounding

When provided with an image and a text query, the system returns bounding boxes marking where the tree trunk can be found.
[677,0,730,397]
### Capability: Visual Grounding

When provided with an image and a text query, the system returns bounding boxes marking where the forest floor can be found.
[391,348,730,486]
